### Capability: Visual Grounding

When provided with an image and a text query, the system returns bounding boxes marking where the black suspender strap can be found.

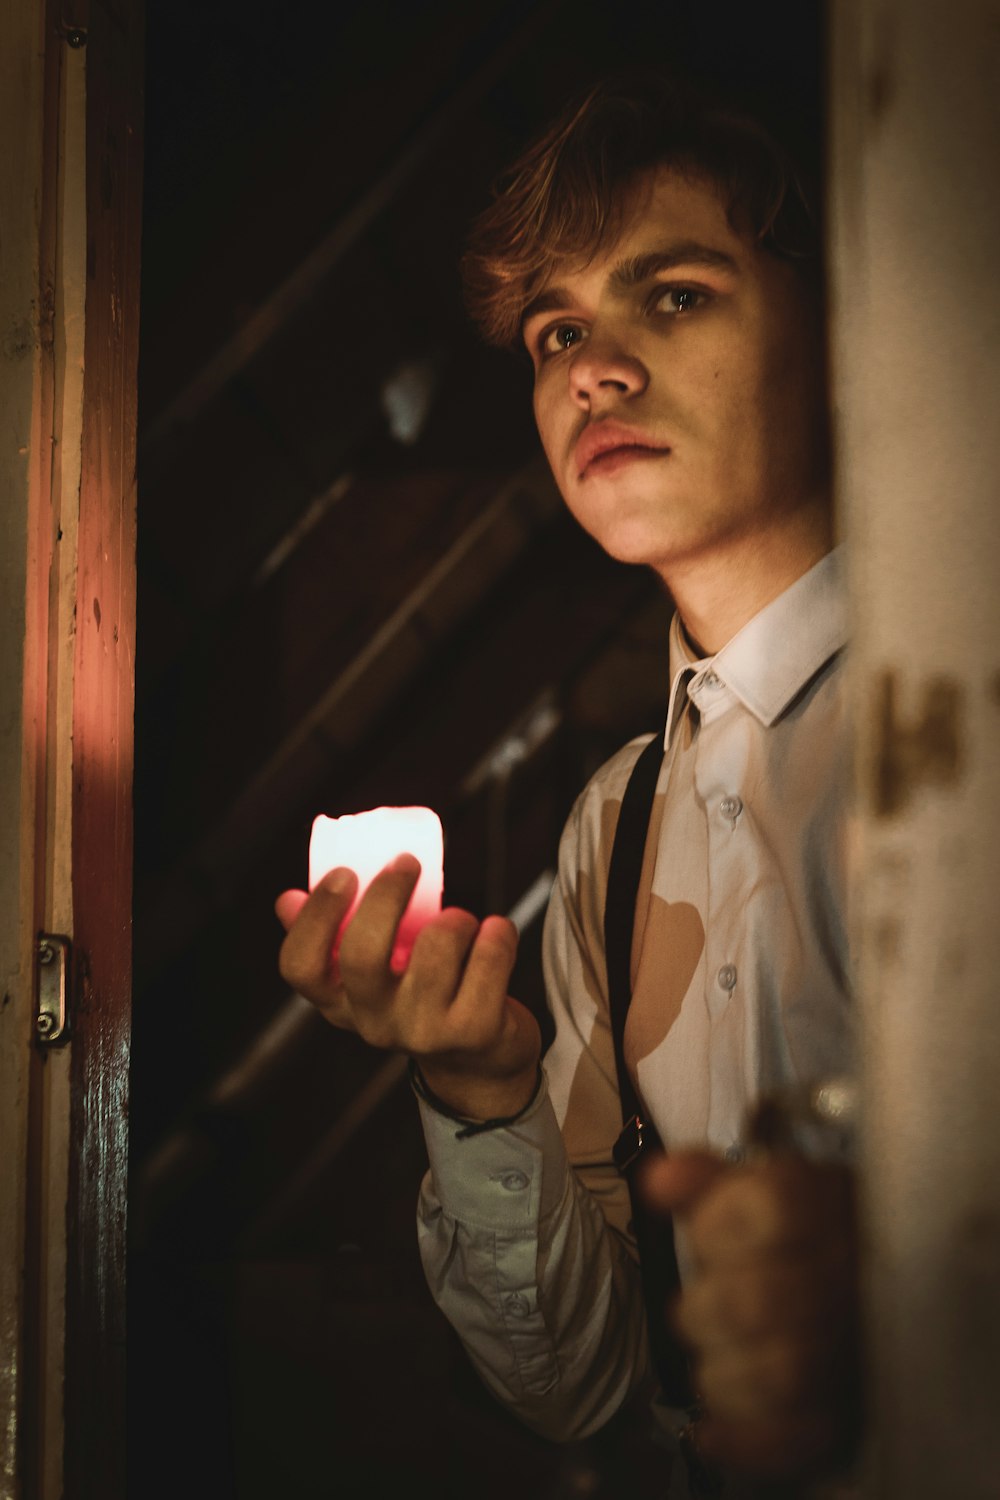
[603,728,694,1408]
[604,731,663,1138]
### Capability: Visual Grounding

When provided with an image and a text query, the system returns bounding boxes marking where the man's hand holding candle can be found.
[275,853,542,1123]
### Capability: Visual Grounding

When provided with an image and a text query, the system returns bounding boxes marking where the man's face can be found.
[522,167,829,578]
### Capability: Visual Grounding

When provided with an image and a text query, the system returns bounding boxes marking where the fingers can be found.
[274,888,309,930]
[277,867,359,1025]
[276,856,533,1108]
[693,1323,849,1478]
[396,913,517,1054]
[660,1156,860,1480]
[330,857,517,1058]
[691,1305,857,1477]
[384,907,479,1052]
[674,1251,852,1352]
[637,1149,728,1218]
[413,916,539,1120]
[698,1331,830,1420]
[642,1150,853,1263]
[338,854,421,982]
[445,916,519,1051]
[696,1408,839,1478]
[686,1159,853,1269]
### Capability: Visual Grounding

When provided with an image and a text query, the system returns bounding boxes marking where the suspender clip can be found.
[612,1113,647,1174]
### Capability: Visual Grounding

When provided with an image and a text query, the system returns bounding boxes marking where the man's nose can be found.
[569,333,647,408]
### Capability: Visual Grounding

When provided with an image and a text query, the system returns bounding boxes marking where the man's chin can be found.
[596,517,736,578]
[592,525,685,572]
[574,496,693,567]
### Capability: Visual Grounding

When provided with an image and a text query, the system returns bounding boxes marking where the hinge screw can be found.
[38,942,54,965]
[65,27,87,48]
[36,1013,54,1037]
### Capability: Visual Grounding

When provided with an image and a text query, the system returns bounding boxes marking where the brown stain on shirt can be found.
[625,896,704,1071]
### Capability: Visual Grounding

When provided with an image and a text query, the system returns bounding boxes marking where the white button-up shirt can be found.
[416,547,853,1441]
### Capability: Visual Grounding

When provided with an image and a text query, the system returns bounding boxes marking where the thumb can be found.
[637,1148,730,1219]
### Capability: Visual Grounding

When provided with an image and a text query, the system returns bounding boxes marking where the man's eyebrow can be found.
[520,241,739,338]
[520,286,574,330]
[610,242,739,291]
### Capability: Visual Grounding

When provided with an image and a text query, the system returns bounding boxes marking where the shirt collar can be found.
[664,546,847,747]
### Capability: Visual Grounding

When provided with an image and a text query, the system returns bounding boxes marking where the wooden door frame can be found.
[0,3,141,1497]
[65,3,143,1497]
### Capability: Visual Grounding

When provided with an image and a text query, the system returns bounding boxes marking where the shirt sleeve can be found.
[415,762,652,1442]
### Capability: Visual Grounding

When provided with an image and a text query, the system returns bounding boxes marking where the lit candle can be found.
[309,806,444,970]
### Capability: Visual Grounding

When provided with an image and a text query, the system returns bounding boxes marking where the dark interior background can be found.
[130,3,825,1495]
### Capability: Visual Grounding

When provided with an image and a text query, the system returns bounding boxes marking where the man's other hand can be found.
[639,1150,860,1480]
[275,854,541,1121]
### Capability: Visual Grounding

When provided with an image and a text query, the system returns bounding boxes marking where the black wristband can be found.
[407,1058,544,1139]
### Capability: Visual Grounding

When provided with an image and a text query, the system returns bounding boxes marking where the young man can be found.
[277,77,858,1491]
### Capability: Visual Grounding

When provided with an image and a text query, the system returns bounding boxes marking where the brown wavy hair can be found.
[463,74,819,349]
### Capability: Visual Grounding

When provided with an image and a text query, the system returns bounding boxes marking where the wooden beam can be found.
[138,0,560,454]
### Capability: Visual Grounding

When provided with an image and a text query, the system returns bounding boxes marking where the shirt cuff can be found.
[416,1069,571,1232]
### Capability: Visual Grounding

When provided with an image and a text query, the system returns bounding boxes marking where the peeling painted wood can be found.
[831,1,1000,1493]
[871,670,963,817]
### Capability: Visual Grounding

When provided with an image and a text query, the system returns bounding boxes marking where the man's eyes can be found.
[532,284,708,360]
[539,323,587,358]
[651,284,708,316]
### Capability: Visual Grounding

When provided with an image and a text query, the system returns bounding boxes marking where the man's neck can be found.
[660,501,835,656]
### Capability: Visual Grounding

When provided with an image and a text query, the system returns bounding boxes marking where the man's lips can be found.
[574,421,671,479]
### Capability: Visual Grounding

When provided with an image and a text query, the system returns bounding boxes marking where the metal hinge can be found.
[36,934,72,1045]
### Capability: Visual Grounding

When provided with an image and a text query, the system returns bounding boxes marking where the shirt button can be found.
[703,671,720,689]
[725,1144,745,1164]
[498,1170,528,1192]
[717,964,738,991]
[719,795,743,821]
[504,1293,530,1319]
